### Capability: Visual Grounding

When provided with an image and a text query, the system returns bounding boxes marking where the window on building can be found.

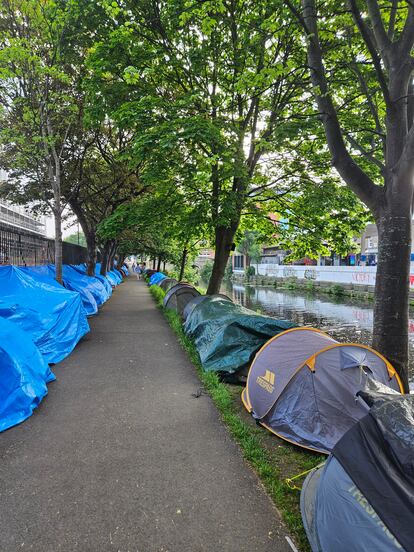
[234,255,244,269]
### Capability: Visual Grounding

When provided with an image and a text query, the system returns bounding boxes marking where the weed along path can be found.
[0,277,293,552]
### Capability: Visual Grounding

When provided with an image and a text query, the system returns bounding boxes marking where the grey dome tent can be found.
[159,278,178,292]
[163,283,200,316]
[301,380,413,552]
[242,327,403,453]
[182,293,232,322]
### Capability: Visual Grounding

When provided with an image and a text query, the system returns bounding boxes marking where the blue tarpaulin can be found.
[0,266,89,363]
[150,272,166,285]
[0,317,54,432]
[72,264,112,299]
[26,265,99,316]
[63,265,108,307]
[95,263,121,287]
[110,269,123,284]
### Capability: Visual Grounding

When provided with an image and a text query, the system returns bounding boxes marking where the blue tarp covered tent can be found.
[62,264,108,306]
[0,266,89,364]
[110,268,123,284]
[0,318,54,432]
[26,265,99,316]
[71,264,112,301]
[150,272,166,286]
[72,263,112,299]
[95,263,120,287]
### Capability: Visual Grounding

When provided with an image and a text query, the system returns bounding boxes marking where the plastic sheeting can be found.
[0,318,54,432]
[0,266,89,364]
[110,268,123,284]
[149,272,166,286]
[26,265,99,316]
[96,263,122,286]
[63,265,108,307]
[184,296,294,375]
[182,294,232,322]
[72,264,112,300]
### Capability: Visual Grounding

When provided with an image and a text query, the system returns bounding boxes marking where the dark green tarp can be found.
[183,296,295,375]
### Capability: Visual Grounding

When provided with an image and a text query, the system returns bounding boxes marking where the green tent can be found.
[183,296,295,378]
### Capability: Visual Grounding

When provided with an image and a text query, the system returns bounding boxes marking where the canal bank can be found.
[232,264,414,302]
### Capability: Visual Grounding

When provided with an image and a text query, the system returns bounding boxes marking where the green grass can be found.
[149,285,324,550]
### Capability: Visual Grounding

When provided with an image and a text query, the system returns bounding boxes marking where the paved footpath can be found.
[0,278,293,552]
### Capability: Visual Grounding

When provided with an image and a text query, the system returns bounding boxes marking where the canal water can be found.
[221,282,414,386]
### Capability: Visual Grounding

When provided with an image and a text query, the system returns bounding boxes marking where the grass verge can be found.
[149,284,323,551]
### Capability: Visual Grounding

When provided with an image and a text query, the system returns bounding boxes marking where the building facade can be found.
[0,170,46,235]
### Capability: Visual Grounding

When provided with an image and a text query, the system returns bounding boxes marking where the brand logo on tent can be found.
[256,370,275,393]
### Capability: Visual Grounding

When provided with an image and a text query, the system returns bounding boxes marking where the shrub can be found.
[245,265,255,279]
[200,260,214,283]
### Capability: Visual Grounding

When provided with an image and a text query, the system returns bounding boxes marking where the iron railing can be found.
[0,222,87,266]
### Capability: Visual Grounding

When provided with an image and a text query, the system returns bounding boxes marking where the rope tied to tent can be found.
[285,462,325,491]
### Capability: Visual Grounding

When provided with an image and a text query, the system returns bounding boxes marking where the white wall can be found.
[235,264,414,289]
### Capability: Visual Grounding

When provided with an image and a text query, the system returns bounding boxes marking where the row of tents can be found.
[149,272,413,551]
[0,262,128,432]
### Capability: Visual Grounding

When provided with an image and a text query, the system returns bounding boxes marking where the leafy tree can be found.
[237,230,262,273]
[0,0,83,282]
[287,0,414,389]
[64,231,87,247]
[98,183,207,278]
[87,0,308,294]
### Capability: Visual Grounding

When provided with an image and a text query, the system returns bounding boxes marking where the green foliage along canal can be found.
[221,282,414,388]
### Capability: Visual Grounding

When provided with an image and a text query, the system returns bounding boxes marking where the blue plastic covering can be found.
[150,272,166,285]
[64,265,108,306]
[121,265,129,275]
[110,269,123,284]
[0,266,89,364]
[60,264,109,306]
[95,263,120,287]
[27,265,99,316]
[71,264,112,299]
[0,318,54,432]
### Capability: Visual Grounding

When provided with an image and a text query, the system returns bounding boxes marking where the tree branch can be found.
[295,0,381,211]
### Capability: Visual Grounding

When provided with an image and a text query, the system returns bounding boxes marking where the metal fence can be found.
[0,222,87,266]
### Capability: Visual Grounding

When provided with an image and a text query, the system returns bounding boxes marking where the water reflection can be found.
[223,282,414,384]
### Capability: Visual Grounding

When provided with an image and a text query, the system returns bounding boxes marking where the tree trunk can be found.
[69,198,97,277]
[207,225,237,294]
[163,260,166,271]
[118,255,125,271]
[157,257,162,272]
[152,258,156,270]
[109,248,116,271]
[54,208,63,284]
[100,241,111,276]
[85,230,97,276]
[373,204,412,391]
[179,247,188,281]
